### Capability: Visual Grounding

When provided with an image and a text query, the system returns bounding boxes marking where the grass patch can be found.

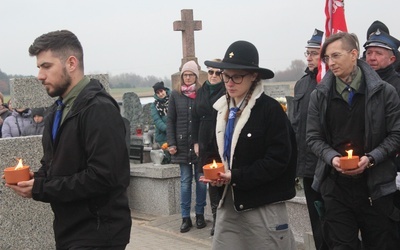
[110,87,153,100]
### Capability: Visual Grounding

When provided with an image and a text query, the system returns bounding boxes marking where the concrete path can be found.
[126,212,212,249]
[126,211,305,250]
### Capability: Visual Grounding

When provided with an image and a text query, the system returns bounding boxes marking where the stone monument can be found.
[122,91,142,144]
[172,9,207,88]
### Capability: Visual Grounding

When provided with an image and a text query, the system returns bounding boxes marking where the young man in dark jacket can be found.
[307,32,400,249]
[5,30,131,249]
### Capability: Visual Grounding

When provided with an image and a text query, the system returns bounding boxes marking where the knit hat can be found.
[31,107,45,117]
[364,29,400,53]
[306,29,324,48]
[152,81,165,93]
[180,60,199,78]
[366,20,389,39]
[204,40,274,79]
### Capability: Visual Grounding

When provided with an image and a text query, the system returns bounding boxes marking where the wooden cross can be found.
[173,9,202,66]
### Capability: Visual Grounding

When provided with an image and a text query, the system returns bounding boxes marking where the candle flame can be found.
[346,150,353,159]
[210,160,218,169]
[15,159,24,170]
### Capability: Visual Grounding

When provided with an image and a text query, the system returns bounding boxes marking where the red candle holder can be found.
[4,166,30,184]
[203,162,224,180]
[339,156,359,170]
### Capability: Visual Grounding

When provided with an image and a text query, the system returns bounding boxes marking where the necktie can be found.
[347,86,354,106]
[52,100,64,142]
[223,107,239,169]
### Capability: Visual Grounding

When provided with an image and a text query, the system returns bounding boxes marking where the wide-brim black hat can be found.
[204,40,274,79]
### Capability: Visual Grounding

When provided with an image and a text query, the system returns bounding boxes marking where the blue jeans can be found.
[180,163,207,218]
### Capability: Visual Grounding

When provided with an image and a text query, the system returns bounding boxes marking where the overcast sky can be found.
[0,0,398,79]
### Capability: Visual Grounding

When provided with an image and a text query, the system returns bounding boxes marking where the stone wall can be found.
[0,136,54,249]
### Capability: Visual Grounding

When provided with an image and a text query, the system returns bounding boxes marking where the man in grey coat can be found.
[307,32,400,249]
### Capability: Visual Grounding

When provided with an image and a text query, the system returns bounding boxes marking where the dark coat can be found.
[214,83,297,212]
[292,68,318,178]
[32,79,131,248]
[376,64,400,97]
[167,89,197,165]
[307,60,400,200]
[192,81,225,169]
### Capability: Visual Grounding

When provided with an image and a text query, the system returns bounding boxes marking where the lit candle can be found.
[339,150,359,170]
[3,159,30,184]
[203,160,224,180]
[15,159,24,170]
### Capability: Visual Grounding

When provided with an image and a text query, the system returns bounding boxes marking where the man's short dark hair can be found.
[28,30,84,70]
[321,32,360,58]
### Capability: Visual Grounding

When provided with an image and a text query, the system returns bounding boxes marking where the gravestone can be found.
[122,92,142,145]
[172,9,207,88]
[141,103,153,127]
[122,93,153,144]
[122,93,154,162]
[263,83,291,98]
[0,74,110,249]
[0,136,53,249]
[128,163,181,215]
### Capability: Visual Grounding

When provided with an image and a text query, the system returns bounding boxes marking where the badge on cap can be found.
[364,28,400,52]
[229,52,234,58]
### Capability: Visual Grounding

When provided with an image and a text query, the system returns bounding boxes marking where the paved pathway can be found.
[126,213,212,250]
[126,212,305,249]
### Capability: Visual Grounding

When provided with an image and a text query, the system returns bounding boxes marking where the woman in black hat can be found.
[150,81,171,146]
[201,41,297,249]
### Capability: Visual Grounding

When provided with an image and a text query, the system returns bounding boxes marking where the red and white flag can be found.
[317,0,348,82]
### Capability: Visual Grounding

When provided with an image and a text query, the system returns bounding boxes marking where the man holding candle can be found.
[307,32,400,249]
[5,30,131,249]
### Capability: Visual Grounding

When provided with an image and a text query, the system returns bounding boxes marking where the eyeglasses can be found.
[322,50,351,64]
[222,73,250,84]
[183,73,195,78]
[304,51,320,58]
[208,70,221,76]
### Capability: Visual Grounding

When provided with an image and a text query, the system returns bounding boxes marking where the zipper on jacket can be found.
[97,211,101,230]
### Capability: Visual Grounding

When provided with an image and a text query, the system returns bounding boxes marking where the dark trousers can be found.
[303,177,329,250]
[394,190,400,239]
[320,173,399,250]
[209,184,221,215]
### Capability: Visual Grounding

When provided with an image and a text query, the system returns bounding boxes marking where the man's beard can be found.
[47,68,71,98]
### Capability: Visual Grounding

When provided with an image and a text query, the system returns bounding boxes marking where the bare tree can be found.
[273,60,307,82]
